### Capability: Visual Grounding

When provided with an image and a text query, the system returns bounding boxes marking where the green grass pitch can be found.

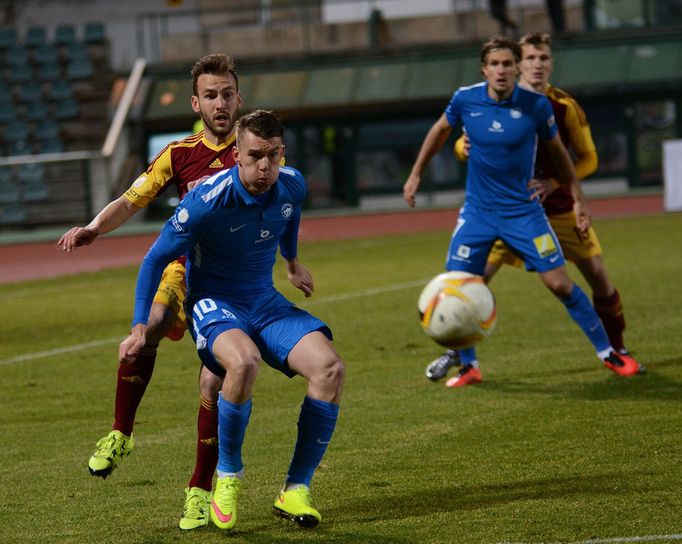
[1,213,681,544]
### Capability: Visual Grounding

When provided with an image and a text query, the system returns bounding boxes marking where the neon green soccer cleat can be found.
[210,477,241,530]
[273,485,321,528]
[88,430,134,478]
[179,487,211,530]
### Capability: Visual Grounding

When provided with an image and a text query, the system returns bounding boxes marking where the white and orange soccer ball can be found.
[418,271,497,349]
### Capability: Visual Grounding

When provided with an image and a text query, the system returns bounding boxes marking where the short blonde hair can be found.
[518,32,553,49]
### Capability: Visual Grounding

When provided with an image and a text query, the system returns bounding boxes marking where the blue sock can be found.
[561,284,611,353]
[286,396,339,487]
[458,347,477,366]
[217,395,252,474]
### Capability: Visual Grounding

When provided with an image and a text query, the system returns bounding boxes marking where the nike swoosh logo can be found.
[230,224,246,233]
[211,501,233,523]
[549,255,559,263]
[470,112,483,117]
[316,439,330,445]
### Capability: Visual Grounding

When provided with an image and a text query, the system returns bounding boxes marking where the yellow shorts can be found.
[152,260,187,341]
[487,211,603,268]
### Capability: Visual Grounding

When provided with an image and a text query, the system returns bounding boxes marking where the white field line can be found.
[0,279,427,367]
[0,337,123,366]
[497,533,682,544]
[298,278,425,307]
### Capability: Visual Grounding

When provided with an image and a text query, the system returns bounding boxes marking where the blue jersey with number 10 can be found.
[445,82,558,213]
[132,164,306,327]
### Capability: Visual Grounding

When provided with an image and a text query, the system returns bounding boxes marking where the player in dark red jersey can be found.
[58,53,242,529]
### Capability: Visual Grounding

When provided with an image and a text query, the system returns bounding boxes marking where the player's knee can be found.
[314,356,346,395]
[544,278,571,298]
[217,349,260,382]
[590,270,612,296]
[199,367,222,402]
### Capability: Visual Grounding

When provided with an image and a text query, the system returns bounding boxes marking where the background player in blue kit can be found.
[403,35,641,387]
[119,110,345,530]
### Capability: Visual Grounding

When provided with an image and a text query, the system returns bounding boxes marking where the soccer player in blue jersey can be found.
[403,35,640,387]
[119,110,345,530]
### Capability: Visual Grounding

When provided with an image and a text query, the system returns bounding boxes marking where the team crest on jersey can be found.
[510,108,522,119]
[547,115,556,127]
[488,120,504,133]
[533,233,558,257]
[132,174,146,188]
[172,208,189,232]
[281,202,293,219]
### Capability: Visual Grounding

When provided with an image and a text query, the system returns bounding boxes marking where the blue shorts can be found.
[187,290,332,378]
[446,201,565,274]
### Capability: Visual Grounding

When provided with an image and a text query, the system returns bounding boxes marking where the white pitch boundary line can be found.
[497,533,682,544]
[299,278,426,307]
[0,337,123,367]
[0,279,428,367]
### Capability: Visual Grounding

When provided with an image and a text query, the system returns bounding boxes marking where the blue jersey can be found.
[444,82,557,213]
[132,165,306,326]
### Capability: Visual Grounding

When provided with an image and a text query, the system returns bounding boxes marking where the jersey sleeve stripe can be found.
[201,175,233,202]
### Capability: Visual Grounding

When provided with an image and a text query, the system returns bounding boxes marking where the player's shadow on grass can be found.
[483,356,682,401]
[204,521,418,544]
[326,470,654,524]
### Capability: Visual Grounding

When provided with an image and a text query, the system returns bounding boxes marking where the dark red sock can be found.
[593,290,626,351]
[112,344,157,436]
[188,396,219,491]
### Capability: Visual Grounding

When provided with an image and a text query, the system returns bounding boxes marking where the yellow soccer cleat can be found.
[210,476,241,530]
[273,485,321,528]
[88,430,134,478]
[179,487,211,530]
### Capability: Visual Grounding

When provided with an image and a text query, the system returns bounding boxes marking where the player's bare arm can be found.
[404,114,453,208]
[285,257,314,298]
[58,196,142,252]
[545,135,591,233]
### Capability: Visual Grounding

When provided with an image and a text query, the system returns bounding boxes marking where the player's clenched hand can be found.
[187,175,210,191]
[573,199,591,234]
[403,173,421,208]
[119,324,147,364]
[57,226,99,252]
[286,259,314,298]
[454,133,471,160]
[528,178,553,203]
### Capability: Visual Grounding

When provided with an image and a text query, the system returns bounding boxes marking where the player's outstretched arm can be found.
[58,196,142,252]
[119,324,147,364]
[285,257,314,298]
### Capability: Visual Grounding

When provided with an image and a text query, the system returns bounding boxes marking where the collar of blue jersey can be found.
[232,165,278,206]
[481,82,520,106]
